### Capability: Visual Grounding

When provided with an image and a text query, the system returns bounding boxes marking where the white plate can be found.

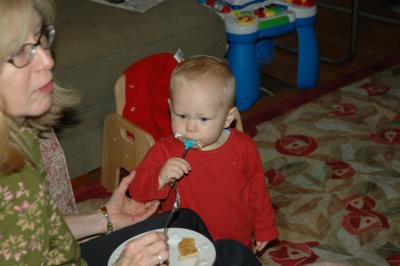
[108,228,216,266]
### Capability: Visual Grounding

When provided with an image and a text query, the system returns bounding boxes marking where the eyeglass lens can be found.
[9,25,55,68]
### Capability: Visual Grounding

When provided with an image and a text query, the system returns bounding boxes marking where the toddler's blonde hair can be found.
[170,55,236,109]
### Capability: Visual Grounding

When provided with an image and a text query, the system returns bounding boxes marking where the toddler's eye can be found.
[200,117,209,122]
[177,114,186,119]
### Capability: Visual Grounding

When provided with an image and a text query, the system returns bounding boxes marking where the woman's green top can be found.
[0,128,86,265]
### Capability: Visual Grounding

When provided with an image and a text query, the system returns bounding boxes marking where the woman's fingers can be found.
[131,231,166,247]
[117,170,136,193]
[154,250,169,265]
[117,232,169,266]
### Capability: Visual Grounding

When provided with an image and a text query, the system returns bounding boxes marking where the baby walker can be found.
[199,0,319,111]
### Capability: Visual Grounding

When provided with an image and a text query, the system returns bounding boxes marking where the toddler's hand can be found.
[158,158,191,189]
[253,240,268,253]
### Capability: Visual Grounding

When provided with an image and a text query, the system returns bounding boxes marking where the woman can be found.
[0,0,167,265]
[0,1,263,265]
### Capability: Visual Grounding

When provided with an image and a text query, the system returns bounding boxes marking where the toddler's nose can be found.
[185,119,196,132]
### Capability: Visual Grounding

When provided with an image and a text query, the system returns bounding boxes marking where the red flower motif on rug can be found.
[342,209,389,236]
[265,169,286,186]
[361,82,389,96]
[275,135,318,156]
[370,128,400,145]
[326,161,356,179]
[253,59,400,265]
[343,195,376,211]
[386,253,400,266]
[330,102,358,116]
[268,240,319,266]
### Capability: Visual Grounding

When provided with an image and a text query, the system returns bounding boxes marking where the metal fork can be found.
[163,141,194,233]
[163,188,180,234]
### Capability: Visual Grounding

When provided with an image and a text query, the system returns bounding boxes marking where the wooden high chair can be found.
[101,62,244,192]
[101,75,154,191]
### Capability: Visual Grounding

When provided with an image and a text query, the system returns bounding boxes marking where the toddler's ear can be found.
[225,106,238,128]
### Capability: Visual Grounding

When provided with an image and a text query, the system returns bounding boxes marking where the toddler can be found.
[129,55,278,251]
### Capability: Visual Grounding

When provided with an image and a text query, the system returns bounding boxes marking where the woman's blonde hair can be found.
[170,55,236,109]
[0,0,79,174]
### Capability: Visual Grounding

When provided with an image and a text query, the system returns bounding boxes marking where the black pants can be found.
[80,208,260,266]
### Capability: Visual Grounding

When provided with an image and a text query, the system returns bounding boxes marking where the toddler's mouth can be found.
[174,133,202,150]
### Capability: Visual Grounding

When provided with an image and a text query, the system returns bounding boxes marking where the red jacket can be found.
[129,129,278,248]
[122,53,177,140]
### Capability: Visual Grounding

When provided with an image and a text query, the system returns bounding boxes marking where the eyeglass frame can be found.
[6,24,56,69]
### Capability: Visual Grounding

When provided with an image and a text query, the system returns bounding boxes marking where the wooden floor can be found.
[241,0,400,121]
[73,2,400,189]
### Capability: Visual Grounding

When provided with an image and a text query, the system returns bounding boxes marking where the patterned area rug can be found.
[253,60,400,265]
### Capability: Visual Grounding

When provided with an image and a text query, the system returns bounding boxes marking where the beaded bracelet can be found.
[100,205,113,235]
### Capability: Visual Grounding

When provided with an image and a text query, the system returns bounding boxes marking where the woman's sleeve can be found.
[0,169,85,265]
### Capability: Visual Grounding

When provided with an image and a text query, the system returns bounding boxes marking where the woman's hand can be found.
[113,231,169,266]
[64,170,159,239]
[106,170,160,230]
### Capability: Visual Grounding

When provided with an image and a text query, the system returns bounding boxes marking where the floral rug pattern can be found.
[254,64,400,266]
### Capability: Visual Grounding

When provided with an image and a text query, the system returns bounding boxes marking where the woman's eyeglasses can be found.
[7,25,55,68]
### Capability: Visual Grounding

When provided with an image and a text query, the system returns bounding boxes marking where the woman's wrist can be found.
[64,211,111,239]
[100,205,114,234]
